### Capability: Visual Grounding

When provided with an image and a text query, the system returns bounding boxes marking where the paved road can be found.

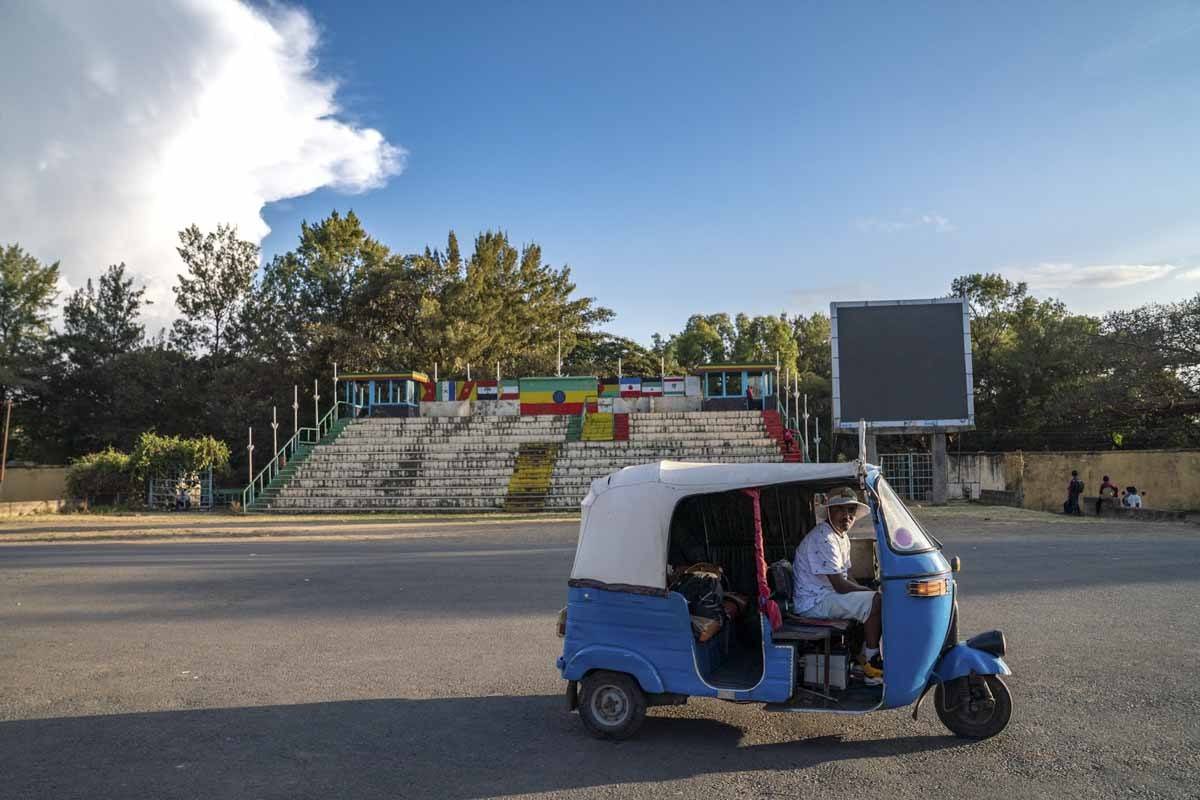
[1,511,1197,799]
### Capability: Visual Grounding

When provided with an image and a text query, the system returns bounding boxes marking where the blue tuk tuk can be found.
[556,459,1012,740]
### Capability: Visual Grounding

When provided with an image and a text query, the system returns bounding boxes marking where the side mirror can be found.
[950,556,962,572]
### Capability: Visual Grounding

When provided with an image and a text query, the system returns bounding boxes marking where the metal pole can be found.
[333,362,338,421]
[0,399,12,484]
[496,361,500,383]
[557,332,562,377]
[271,407,278,457]
[247,427,254,483]
[292,385,299,437]
[802,393,810,462]
[617,357,622,379]
[313,379,320,431]
[660,356,665,378]
[467,362,471,381]
[783,367,789,428]
[814,417,822,463]
[434,362,438,384]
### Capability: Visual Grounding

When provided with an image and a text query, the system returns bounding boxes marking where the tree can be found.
[670,314,735,368]
[0,244,59,404]
[60,262,149,368]
[563,332,658,376]
[172,224,258,362]
[951,273,1108,449]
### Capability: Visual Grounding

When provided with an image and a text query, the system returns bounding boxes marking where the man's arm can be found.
[828,573,872,593]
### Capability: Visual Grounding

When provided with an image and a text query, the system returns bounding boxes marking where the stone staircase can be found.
[258,409,784,513]
[504,443,560,511]
[245,418,352,512]
[544,410,784,510]
[267,415,568,511]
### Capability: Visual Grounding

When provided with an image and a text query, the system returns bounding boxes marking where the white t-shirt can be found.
[792,520,851,614]
[1125,493,1142,508]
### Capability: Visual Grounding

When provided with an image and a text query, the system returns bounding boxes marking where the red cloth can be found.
[742,487,783,631]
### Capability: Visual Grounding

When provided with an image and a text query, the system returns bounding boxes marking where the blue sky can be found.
[257,1,1200,344]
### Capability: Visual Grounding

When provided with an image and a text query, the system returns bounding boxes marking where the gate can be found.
[879,453,933,502]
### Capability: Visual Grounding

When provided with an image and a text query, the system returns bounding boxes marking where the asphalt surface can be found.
[1,510,1197,799]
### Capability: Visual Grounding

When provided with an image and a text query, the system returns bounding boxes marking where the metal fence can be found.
[879,453,934,502]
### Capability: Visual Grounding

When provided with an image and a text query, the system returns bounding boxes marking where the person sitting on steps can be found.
[792,487,883,684]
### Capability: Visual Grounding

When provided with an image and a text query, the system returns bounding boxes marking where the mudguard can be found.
[561,645,665,694]
[933,643,1012,682]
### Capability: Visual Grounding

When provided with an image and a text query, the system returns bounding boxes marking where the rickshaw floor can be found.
[706,646,764,690]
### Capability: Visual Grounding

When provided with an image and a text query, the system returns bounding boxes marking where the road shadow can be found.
[0,695,967,799]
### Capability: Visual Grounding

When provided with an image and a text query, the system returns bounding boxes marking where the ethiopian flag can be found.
[519,376,597,415]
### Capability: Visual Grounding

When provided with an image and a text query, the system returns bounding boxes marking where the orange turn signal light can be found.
[907,578,950,597]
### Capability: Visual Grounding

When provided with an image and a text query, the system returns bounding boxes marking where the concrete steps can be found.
[260,409,784,513]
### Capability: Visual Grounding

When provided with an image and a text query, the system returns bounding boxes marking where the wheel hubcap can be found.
[591,685,629,726]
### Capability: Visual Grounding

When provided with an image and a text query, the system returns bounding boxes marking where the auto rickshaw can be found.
[555,458,1012,740]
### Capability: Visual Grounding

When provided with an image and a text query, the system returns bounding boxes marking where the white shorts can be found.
[799,591,876,623]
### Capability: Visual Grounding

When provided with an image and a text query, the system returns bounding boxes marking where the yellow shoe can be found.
[859,655,883,685]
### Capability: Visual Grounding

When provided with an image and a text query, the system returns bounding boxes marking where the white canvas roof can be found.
[569,460,866,590]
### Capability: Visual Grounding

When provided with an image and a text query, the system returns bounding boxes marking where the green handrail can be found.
[240,400,360,512]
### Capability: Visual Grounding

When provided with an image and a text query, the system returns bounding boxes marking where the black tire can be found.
[578,671,647,740]
[935,674,1012,740]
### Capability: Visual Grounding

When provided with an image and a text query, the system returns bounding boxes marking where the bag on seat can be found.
[767,559,794,614]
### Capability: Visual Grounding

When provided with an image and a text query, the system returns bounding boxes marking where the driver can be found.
[792,487,883,682]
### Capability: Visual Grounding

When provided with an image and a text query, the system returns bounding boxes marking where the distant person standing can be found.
[1063,470,1084,515]
[1097,475,1119,515]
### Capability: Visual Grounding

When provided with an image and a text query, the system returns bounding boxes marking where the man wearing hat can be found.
[792,487,883,681]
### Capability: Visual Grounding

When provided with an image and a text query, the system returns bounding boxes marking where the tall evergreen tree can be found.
[0,244,59,404]
[172,224,258,363]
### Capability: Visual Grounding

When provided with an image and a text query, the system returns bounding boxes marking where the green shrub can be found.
[128,432,231,480]
[65,448,134,501]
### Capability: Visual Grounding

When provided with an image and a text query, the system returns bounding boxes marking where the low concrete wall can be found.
[0,466,67,502]
[947,452,1011,500]
[1020,451,1200,513]
[472,400,519,416]
[419,401,471,418]
[648,396,703,413]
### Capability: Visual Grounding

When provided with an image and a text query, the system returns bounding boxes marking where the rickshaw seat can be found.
[783,615,851,632]
[772,623,832,642]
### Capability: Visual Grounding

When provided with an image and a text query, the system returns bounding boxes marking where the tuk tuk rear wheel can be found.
[578,671,647,740]
[935,674,1012,740]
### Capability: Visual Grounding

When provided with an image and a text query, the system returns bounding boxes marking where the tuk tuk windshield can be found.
[874,476,936,553]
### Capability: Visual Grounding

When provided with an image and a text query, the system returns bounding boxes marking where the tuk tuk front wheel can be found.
[578,671,647,740]
[935,674,1012,740]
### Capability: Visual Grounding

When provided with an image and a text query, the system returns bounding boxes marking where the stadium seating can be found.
[263,410,782,512]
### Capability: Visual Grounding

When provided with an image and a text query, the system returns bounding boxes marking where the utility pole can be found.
[0,399,12,485]
[313,379,320,430]
[247,428,254,483]
[271,407,279,458]
[292,386,299,437]
[557,332,563,377]
[333,362,338,421]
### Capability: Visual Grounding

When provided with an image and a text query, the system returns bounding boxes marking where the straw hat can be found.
[824,487,870,522]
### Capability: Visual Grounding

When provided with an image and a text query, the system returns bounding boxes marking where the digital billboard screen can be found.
[831,297,974,430]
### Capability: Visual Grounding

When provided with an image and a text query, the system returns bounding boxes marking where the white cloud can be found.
[855,213,955,234]
[1177,267,1200,280]
[0,0,404,334]
[1011,263,1177,289]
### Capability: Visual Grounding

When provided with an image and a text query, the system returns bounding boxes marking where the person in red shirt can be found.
[1096,475,1118,515]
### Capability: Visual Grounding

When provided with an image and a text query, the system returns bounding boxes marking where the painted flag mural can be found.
[500,380,520,400]
[456,381,480,401]
[663,377,686,396]
[599,378,620,398]
[641,379,663,396]
[618,377,641,398]
[519,376,597,415]
[422,381,436,402]
[475,380,499,399]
